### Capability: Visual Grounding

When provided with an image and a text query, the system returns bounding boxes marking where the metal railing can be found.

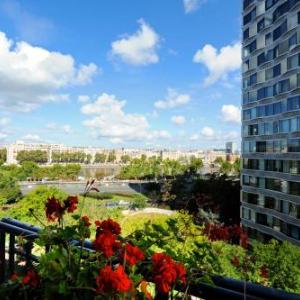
[0,217,300,300]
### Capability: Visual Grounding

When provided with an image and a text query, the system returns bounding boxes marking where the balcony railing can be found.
[1,217,300,300]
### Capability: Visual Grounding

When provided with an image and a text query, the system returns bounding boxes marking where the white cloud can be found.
[111,19,160,66]
[0,117,10,126]
[1,0,54,44]
[46,122,57,130]
[63,124,72,134]
[154,89,191,109]
[0,31,98,112]
[190,134,199,141]
[201,126,215,138]
[78,95,90,103]
[81,93,170,142]
[75,63,98,85]
[0,133,7,140]
[221,104,241,124]
[183,0,207,14]
[193,42,241,86]
[171,115,186,125]
[22,134,42,142]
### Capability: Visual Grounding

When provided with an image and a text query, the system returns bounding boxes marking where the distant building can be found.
[4,141,231,166]
[226,142,238,154]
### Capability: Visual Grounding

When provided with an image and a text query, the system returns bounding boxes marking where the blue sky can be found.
[0,0,242,149]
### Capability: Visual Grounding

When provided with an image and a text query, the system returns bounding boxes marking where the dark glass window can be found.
[249,124,258,135]
[289,33,298,48]
[244,8,256,25]
[244,0,255,9]
[289,181,300,196]
[250,73,257,85]
[265,197,276,209]
[257,141,267,152]
[265,178,282,192]
[287,96,300,111]
[243,28,250,40]
[257,53,266,66]
[288,139,300,152]
[273,20,287,41]
[266,0,279,10]
[257,18,265,32]
[273,64,281,77]
[273,1,290,22]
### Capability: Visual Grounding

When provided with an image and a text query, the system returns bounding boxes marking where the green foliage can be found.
[17,150,48,164]
[0,171,22,205]
[107,150,116,162]
[0,148,7,165]
[51,151,88,163]
[0,186,67,224]
[83,192,114,200]
[130,194,147,209]
[120,154,131,163]
[94,152,107,163]
[252,240,300,293]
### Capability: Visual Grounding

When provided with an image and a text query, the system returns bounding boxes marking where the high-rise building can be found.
[241,0,300,246]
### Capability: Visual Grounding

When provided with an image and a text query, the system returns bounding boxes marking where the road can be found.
[19,181,151,195]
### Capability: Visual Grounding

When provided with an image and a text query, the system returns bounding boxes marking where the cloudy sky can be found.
[0,0,242,149]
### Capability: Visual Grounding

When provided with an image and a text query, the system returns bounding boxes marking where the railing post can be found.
[8,234,15,275]
[0,230,6,283]
[24,241,33,267]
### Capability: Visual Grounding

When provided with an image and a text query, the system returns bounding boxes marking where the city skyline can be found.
[0,0,242,149]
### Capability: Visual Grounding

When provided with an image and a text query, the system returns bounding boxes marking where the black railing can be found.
[0,217,300,300]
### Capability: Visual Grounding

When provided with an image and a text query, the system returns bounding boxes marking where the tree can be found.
[189,156,204,174]
[120,154,130,164]
[0,148,7,165]
[85,154,92,164]
[16,150,48,164]
[107,151,116,163]
[94,153,107,163]
[0,171,22,204]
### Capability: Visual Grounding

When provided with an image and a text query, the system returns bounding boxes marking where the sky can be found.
[0,0,242,149]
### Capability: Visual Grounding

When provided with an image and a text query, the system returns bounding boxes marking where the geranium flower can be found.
[45,197,64,222]
[231,256,240,267]
[95,265,132,294]
[93,231,121,258]
[22,269,40,288]
[260,265,269,279]
[64,196,78,213]
[120,243,145,266]
[152,253,186,294]
[95,218,121,235]
[81,215,91,227]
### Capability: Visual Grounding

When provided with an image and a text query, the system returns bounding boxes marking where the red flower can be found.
[81,215,91,227]
[95,265,132,294]
[231,256,240,267]
[93,231,121,258]
[10,273,19,281]
[45,197,64,222]
[120,243,145,266]
[64,196,78,213]
[95,218,121,235]
[22,270,40,288]
[260,265,269,279]
[152,253,187,294]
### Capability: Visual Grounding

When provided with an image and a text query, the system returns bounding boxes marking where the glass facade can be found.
[242,0,300,246]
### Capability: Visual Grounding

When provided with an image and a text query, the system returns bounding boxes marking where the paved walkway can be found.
[122,207,174,216]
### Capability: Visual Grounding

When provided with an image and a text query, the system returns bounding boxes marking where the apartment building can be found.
[242,0,300,245]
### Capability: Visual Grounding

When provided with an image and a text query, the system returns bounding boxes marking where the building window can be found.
[289,181,300,196]
[289,33,298,49]
[257,18,265,32]
[287,96,300,111]
[244,7,256,25]
[273,20,287,41]
[273,63,281,77]
[287,54,300,70]
[250,73,257,85]
[244,28,250,39]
